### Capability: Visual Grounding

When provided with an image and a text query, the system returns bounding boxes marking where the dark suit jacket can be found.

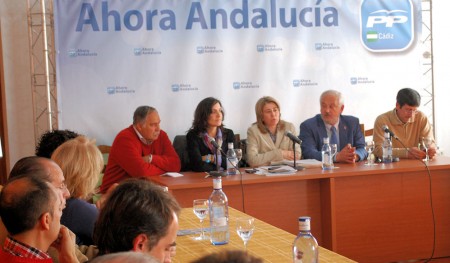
[299,114,367,161]
[186,128,235,172]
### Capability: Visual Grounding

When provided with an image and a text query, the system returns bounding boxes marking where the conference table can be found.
[153,155,450,263]
[173,207,356,262]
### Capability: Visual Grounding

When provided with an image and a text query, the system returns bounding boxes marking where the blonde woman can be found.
[246,96,301,167]
[51,135,103,246]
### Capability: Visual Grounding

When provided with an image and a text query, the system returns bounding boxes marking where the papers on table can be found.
[270,159,322,168]
[257,165,297,176]
[162,172,184,177]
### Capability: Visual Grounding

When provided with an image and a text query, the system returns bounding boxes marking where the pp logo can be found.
[360,0,414,52]
[233,82,240,89]
[256,45,264,52]
[134,48,142,56]
[171,84,180,92]
[293,80,300,87]
[196,47,204,54]
[68,49,77,57]
[106,87,115,95]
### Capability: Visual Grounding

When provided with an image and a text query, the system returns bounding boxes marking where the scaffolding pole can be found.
[27,0,58,145]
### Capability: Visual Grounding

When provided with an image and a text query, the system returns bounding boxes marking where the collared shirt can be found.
[3,236,51,260]
[373,109,434,158]
[133,125,152,145]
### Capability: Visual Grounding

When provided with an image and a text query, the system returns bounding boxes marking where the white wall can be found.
[431,1,450,155]
[0,0,36,170]
[1,0,449,168]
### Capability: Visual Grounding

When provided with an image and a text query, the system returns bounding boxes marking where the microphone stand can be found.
[292,142,305,171]
[208,146,226,178]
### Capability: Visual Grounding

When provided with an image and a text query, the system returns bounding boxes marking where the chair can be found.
[173,135,190,172]
[360,124,374,140]
[97,145,111,172]
[365,128,374,137]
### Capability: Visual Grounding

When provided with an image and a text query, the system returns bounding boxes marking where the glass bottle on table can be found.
[208,176,229,245]
[292,216,318,263]
[226,142,238,175]
[382,132,393,163]
[321,137,333,170]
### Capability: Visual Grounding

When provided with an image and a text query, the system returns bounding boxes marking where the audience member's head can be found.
[94,178,181,262]
[396,87,421,107]
[35,129,80,158]
[90,251,160,263]
[9,156,70,200]
[254,96,285,133]
[51,136,103,200]
[191,97,225,133]
[320,89,344,126]
[0,175,62,250]
[191,249,264,263]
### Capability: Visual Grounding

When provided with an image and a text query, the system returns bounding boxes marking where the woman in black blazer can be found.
[186,97,235,172]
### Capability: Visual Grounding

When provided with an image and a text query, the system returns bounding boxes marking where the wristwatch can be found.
[147,154,153,163]
[205,154,211,163]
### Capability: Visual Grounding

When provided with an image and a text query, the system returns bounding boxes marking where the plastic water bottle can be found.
[208,176,229,245]
[226,142,237,175]
[382,132,393,163]
[321,137,333,170]
[292,216,318,263]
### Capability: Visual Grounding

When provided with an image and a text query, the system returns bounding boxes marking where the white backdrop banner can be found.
[54,0,423,145]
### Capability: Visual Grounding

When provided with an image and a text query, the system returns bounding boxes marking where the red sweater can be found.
[100,126,181,192]
[0,249,53,263]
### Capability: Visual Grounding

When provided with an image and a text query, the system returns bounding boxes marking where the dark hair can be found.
[133,106,157,125]
[396,88,421,107]
[0,174,55,235]
[9,156,53,182]
[191,250,264,263]
[35,129,80,158]
[93,178,181,255]
[190,97,225,133]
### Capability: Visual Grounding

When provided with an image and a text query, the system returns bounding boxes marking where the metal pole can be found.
[40,0,53,130]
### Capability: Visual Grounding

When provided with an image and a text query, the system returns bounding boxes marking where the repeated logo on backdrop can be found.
[360,0,414,52]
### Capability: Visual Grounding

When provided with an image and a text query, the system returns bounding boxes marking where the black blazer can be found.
[186,128,235,172]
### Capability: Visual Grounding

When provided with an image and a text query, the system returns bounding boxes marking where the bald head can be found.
[0,175,56,235]
[9,156,70,200]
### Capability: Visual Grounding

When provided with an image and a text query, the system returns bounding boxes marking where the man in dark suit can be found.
[299,90,367,163]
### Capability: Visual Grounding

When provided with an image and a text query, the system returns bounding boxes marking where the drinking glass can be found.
[330,144,337,168]
[235,148,243,167]
[192,199,208,240]
[421,137,433,162]
[236,217,255,250]
[365,141,375,166]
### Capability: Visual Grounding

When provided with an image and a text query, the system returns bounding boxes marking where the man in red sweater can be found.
[101,106,181,193]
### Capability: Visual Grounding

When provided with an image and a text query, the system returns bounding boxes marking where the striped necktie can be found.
[330,126,338,149]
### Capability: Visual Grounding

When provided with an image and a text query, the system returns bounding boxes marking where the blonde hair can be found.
[51,136,103,200]
[255,96,285,133]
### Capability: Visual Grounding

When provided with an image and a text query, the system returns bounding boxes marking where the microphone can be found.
[207,136,221,150]
[285,131,302,145]
[382,125,398,140]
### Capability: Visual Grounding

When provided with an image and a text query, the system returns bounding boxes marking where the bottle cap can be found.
[298,216,311,231]
[323,137,329,144]
[228,142,234,149]
[213,177,222,189]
